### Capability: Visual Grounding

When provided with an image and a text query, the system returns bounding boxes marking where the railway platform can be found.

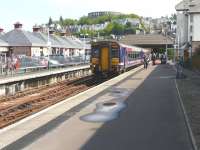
[0,64,90,85]
[0,64,195,150]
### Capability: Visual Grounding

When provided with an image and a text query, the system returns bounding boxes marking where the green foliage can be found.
[78,16,92,25]
[75,13,139,25]
[123,22,136,34]
[46,13,142,36]
[59,16,64,27]
[79,29,98,37]
[169,13,177,25]
[167,48,174,60]
[111,22,124,35]
[63,18,77,26]
[103,22,125,35]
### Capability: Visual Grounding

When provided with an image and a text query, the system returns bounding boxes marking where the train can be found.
[90,40,150,76]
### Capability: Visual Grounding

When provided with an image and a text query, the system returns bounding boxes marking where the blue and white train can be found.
[90,40,150,75]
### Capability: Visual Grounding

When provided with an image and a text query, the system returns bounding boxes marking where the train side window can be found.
[131,52,133,59]
[137,52,140,58]
[137,52,139,58]
[128,52,131,60]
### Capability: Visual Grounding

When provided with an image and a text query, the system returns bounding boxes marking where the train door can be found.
[121,47,126,69]
[101,47,109,71]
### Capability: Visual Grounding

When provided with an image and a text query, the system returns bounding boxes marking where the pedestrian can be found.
[143,55,148,69]
[152,53,156,65]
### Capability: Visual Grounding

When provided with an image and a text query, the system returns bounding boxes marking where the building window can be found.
[190,25,193,33]
[190,15,193,23]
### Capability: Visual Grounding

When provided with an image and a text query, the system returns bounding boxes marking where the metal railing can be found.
[0,55,90,77]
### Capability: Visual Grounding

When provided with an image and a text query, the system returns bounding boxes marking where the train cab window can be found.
[111,48,119,58]
[92,48,99,58]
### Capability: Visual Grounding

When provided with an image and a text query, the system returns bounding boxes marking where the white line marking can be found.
[175,79,198,150]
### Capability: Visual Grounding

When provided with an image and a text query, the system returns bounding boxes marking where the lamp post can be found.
[177,34,180,58]
[47,27,51,69]
[189,39,192,68]
[165,36,168,62]
[80,33,88,63]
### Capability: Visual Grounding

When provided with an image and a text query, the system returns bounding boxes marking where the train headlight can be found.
[92,58,99,64]
[112,58,119,65]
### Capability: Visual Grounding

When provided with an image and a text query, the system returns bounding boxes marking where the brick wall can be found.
[192,41,200,54]
[12,46,31,56]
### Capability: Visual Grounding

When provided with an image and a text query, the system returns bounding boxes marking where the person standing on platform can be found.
[143,55,148,69]
[152,53,156,65]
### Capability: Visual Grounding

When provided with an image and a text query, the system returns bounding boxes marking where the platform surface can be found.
[0,64,194,150]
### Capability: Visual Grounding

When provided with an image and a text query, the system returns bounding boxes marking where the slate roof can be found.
[189,2,200,13]
[0,28,91,49]
[175,0,189,11]
[176,0,200,13]
[32,32,61,48]
[54,36,75,48]
[73,38,91,49]
[61,37,82,49]
[0,38,8,47]
[1,29,46,47]
[32,32,85,49]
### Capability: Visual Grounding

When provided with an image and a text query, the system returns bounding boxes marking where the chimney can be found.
[0,28,4,33]
[14,22,23,30]
[33,25,41,32]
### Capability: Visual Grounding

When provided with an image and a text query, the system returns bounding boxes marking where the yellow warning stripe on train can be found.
[112,58,119,65]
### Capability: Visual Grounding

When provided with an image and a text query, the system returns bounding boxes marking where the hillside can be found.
[44,13,145,37]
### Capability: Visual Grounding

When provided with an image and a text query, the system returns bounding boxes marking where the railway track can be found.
[0,75,107,129]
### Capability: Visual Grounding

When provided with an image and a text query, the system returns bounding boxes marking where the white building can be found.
[176,0,200,56]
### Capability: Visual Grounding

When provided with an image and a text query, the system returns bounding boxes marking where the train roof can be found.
[92,40,149,52]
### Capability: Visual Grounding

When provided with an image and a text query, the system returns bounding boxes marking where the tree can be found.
[104,22,124,35]
[59,16,64,27]
[78,16,92,25]
[111,22,124,35]
[104,23,114,35]
[169,14,177,25]
[63,19,77,26]
[48,17,53,27]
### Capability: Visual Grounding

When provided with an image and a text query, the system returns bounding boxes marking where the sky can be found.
[0,0,182,32]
